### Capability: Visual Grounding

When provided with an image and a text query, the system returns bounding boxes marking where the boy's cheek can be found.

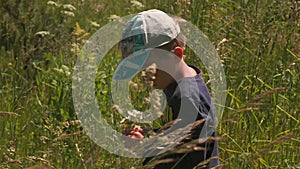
[153,72,168,89]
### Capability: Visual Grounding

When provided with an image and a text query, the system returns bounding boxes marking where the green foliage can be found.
[0,0,299,168]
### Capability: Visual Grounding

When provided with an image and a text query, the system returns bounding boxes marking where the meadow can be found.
[0,0,299,168]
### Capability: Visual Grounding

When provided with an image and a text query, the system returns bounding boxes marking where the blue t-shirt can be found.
[144,65,219,169]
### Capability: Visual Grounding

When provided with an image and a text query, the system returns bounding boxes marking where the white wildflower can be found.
[90,21,100,27]
[109,14,120,22]
[35,31,50,37]
[62,65,71,76]
[65,71,71,77]
[71,42,80,54]
[149,89,165,118]
[51,79,57,86]
[8,146,15,153]
[63,4,76,11]
[63,11,75,17]
[131,0,144,9]
[141,63,157,86]
[61,65,69,72]
[217,38,229,47]
[53,67,70,76]
[53,68,64,74]
[127,109,142,117]
[120,118,129,124]
[47,1,58,6]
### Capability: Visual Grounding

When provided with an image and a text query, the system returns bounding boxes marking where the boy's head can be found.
[114,9,187,89]
[119,9,186,57]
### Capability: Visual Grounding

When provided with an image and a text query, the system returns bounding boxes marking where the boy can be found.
[114,9,219,168]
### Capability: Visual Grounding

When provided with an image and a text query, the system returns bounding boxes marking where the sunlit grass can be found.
[0,0,299,168]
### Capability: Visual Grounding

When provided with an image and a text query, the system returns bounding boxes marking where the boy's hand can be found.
[122,125,145,148]
[123,125,145,139]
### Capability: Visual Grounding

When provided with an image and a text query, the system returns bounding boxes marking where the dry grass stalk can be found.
[236,107,260,113]
[264,132,293,147]
[144,119,221,168]
[53,130,83,141]
[25,166,50,169]
[210,163,226,169]
[145,158,176,169]
[27,156,49,163]
[222,118,239,124]
[235,87,287,113]
[249,87,286,103]
[0,111,20,116]
[246,102,264,107]
[111,104,123,114]
[256,132,294,157]
[193,156,219,168]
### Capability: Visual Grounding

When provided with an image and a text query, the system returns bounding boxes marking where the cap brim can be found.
[113,49,151,80]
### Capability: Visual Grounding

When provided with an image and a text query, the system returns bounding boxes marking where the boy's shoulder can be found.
[164,65,209,100]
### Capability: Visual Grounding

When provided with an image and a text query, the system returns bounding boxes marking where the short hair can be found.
[158,33,186,51]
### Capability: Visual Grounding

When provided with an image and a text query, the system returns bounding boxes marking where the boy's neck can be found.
[176,61,198,79]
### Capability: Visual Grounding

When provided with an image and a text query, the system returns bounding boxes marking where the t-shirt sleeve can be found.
[170,96,216,139]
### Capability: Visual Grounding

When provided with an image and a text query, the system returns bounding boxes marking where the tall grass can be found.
[0,0,299,168]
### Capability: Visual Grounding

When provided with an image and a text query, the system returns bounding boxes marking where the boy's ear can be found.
[173,47,183,59]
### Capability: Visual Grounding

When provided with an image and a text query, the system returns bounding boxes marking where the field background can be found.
[0,0,299,168]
